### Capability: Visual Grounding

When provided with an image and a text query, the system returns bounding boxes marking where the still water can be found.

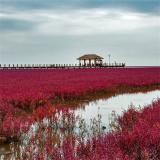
[75,90,160,131]
[0,89,159,159]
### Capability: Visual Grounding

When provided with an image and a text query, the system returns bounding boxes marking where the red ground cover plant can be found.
[0,68,159,109]
[22,98,160,159]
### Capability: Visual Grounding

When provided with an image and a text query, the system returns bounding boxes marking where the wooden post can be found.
[13,64,14,67]
[21,64,22,67]
[0,64,1,67]
[9,64,10,67]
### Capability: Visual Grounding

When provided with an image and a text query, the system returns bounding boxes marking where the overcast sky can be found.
[0,0,160,66]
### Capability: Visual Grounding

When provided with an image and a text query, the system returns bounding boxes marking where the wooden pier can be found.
[0,54,126,69]
[0,63,125,69]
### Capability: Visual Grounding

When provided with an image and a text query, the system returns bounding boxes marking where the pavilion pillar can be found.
[89,59,91,66]
[79,60,81,66]
[94,59,96,66]
[100,60,102,66]
[84,59,86,66]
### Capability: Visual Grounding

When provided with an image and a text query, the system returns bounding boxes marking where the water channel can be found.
[76,89,160,131]
[0,89,160,159]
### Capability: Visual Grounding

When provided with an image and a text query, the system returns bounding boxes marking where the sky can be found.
[0,0,160,66]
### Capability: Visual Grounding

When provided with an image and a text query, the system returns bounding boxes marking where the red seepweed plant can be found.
[0,100,33,142]
[0,68,159,109]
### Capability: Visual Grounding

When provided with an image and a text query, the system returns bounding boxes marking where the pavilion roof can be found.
[77,54,104,60]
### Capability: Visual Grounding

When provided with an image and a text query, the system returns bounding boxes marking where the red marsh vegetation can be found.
[22,98,160,159]
[0,68,160,159]
[0,68,159,109]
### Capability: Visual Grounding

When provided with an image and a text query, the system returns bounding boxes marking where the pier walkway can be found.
[0,63,125,69]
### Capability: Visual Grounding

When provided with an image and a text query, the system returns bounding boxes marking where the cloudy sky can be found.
[0,0,160,66]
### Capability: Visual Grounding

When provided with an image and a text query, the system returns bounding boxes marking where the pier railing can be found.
[0,63,125,69]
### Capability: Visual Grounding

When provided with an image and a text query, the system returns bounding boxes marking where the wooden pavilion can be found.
[77,54,104,66]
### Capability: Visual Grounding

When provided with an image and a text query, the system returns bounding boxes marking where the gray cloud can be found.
[0,19,33,31]
[1,8,159,35]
